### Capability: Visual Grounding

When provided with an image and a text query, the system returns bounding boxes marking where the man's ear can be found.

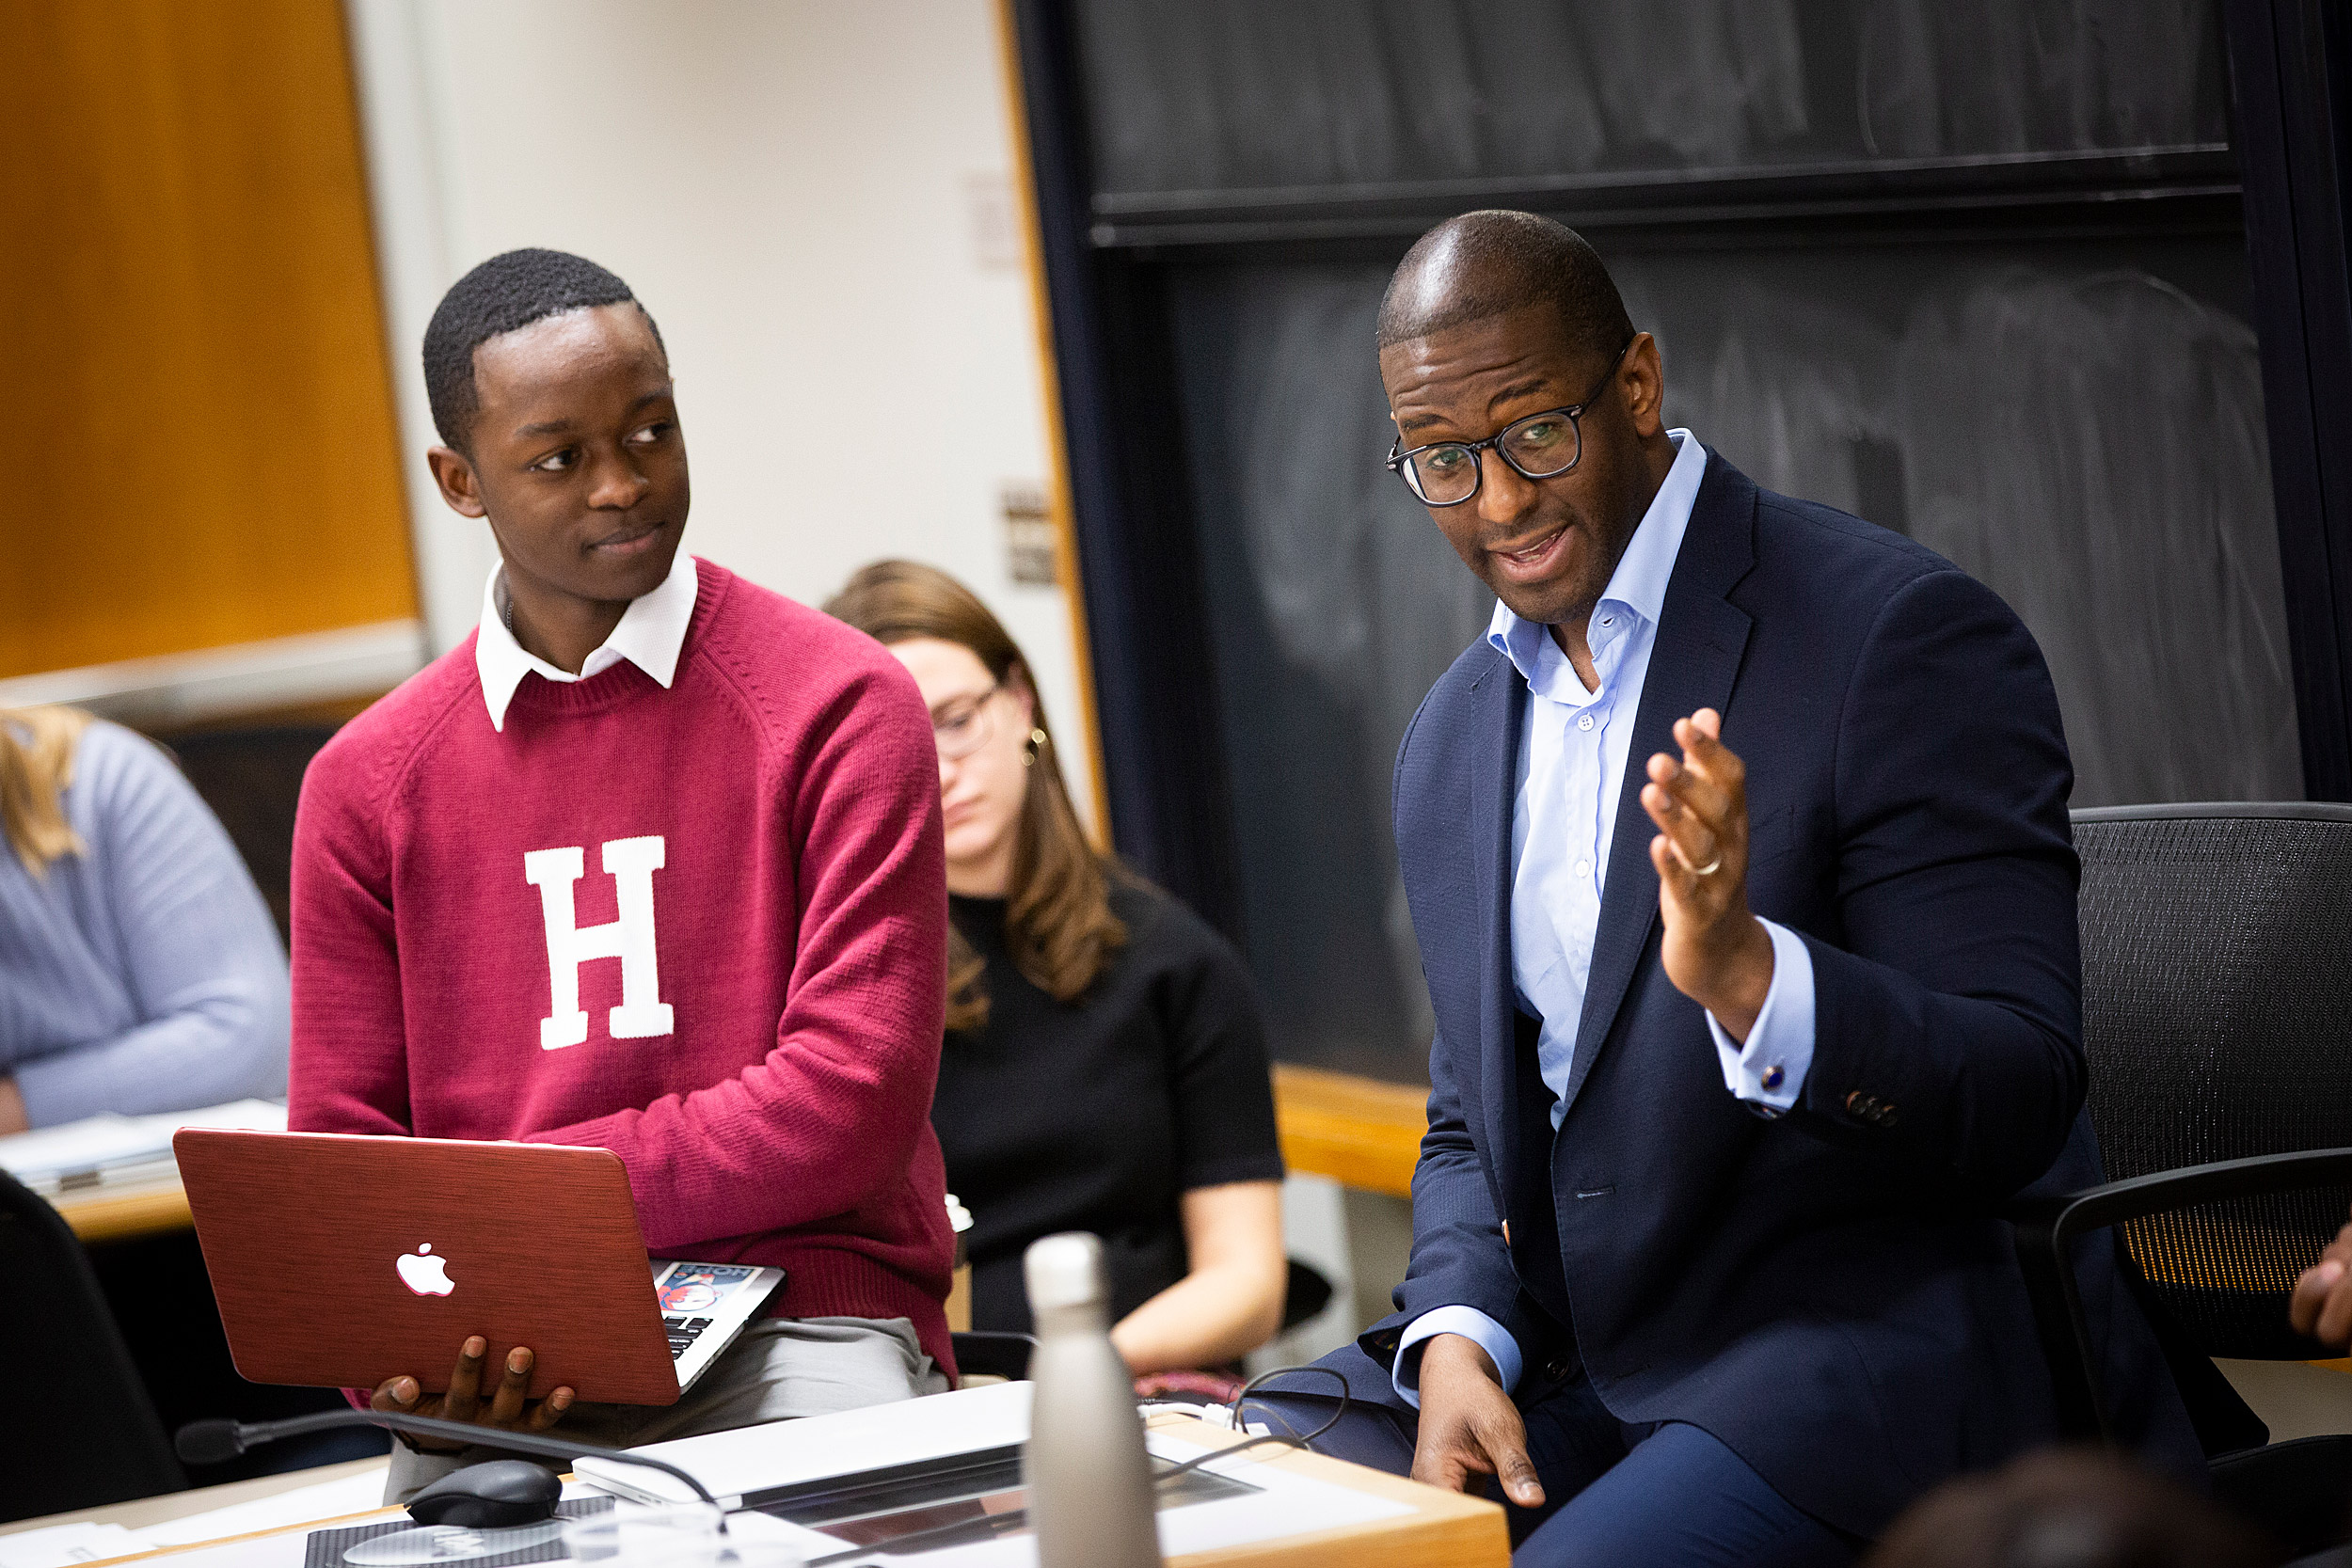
[425,445,488,518]
[1621,332,1666,440]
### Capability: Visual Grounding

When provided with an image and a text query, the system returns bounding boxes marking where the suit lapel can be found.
[1558,453,1759,1114]
[1467,649,1529,1201]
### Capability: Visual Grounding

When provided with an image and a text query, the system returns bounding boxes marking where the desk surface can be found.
[6,1418,1505,1568]
[0,1460,389,1540]
[51,1176,195,1243]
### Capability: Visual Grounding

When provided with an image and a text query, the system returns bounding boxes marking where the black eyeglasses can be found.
[1384,340,1633,507]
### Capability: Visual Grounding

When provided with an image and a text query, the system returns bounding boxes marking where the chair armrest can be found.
[2010,1148,2352,1442]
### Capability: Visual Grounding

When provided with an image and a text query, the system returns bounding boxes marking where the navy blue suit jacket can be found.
[1355,452,2197,1536]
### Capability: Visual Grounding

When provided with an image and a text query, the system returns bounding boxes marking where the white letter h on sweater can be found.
[523,835,675,1050]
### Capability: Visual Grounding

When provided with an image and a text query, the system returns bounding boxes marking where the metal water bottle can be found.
[1022,1232,1164,1568]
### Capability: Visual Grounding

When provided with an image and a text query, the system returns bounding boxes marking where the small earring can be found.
[1024,728,1047,767]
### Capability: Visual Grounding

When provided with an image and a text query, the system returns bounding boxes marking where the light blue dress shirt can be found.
[1393,430,1819,1404]
[0,720,290,1127]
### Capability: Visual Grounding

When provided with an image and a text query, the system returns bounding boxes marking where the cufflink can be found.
[1760,1064,1785,1092]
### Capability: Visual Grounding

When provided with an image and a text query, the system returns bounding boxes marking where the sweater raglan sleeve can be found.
[285,729,415,1137]
[524,657,948,1247]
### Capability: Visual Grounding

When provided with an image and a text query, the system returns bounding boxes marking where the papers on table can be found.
[0,1100,285,1197]
[576,1382,1036,1506]
[1139,1428,1412,1561]
[576,1384,1409,1564]
[0,1523,151,1568]
[839,1428,1408,1567]
[0,1410,1411,1568]
[0,1466,624,1568]
[138,1467,395,1546]
[0,1466,390,1568]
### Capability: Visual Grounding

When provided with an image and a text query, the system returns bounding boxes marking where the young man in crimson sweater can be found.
[289,249,956,1498]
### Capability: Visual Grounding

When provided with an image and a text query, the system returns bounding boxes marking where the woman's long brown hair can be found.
[1,705,94,876]
[825,561,1125,1031]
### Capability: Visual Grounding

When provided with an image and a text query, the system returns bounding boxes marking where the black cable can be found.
[1150,1363,1351,1483]
[1233,1361,1352,1449]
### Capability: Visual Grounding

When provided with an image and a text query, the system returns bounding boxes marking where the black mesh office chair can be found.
[0,1170,185,1522]
[2013,803,2352,1555]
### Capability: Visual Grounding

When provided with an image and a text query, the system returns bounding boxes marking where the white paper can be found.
[575,1382,1035,1506]
[1141,1431,1410,1556]
[0,1523,156,1568]
[84,1532,310,1568]
[0,1101,287,1193]
[140,1467,394,1546]
[584,1390,1408,1566]
[797,1430,1410,1567]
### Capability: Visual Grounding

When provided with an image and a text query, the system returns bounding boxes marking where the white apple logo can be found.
[396,1243,455,1297]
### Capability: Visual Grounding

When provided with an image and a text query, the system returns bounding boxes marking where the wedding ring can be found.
[1690,855,1724,877]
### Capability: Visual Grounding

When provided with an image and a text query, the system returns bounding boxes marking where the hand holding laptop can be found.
[369,1335,575,1451]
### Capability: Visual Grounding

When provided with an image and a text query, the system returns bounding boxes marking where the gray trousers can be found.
[384,1316,949,1504]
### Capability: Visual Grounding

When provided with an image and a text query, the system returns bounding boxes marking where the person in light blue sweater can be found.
[0,706,288,1132]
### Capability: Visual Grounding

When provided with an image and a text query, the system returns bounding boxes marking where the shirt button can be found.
[1577,714,1596,731]
[1574,859,1591,878]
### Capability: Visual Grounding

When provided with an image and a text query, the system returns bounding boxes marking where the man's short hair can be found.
[422,248,665,451]
[1375,211,1633,366]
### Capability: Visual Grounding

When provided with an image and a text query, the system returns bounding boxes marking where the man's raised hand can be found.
[1641,708,1774,1041]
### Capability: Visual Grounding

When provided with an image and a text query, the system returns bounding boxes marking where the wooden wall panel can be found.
[0,0,416,680]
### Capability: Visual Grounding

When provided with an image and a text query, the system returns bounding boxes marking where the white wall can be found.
[346,0,1098,828]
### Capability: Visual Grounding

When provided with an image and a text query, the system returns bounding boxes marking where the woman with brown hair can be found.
[827,562,1287,1386]
[1,707,288,1133]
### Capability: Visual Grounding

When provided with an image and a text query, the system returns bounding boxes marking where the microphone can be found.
[174,1410,725,1522]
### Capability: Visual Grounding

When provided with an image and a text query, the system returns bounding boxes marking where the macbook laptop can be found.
[175,1129,784,1406]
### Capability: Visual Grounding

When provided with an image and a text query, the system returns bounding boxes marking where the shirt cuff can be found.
[1705,918,1816,1115]
[1392,1306,1524,1409]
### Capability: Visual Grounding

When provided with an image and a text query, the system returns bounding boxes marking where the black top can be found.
[934,879,1285,1334]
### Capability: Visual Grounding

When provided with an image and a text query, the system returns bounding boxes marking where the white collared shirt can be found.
[473,551,700,732]
[1496,428,1706,1131]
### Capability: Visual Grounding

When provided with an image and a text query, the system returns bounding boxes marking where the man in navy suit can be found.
[1263,212,2198,1564]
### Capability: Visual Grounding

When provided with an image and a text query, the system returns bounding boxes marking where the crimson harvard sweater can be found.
[288,561,955,1376]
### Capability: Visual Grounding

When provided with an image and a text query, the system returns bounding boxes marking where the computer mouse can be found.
[405,1460,563,1528]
